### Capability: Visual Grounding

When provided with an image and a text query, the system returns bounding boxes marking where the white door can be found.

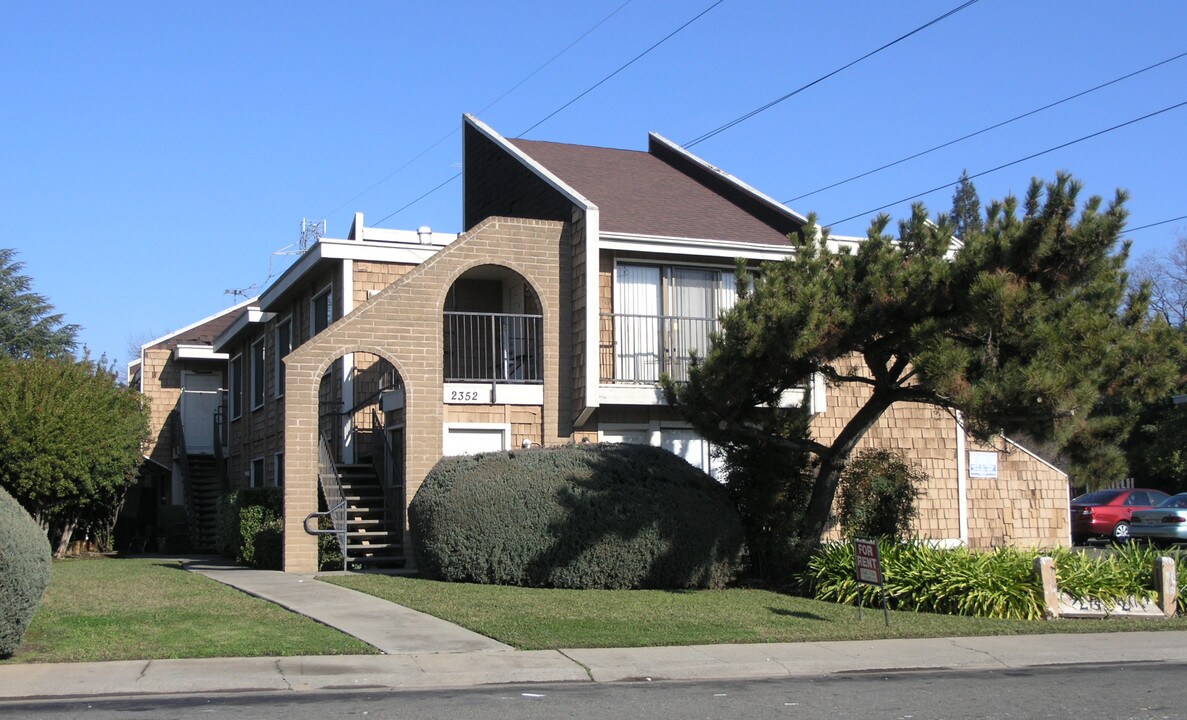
[661,428,712,476]
[180,371,222,454]
[443,426,508,456]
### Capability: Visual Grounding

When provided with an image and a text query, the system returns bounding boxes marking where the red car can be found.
[1070,488,1171,544]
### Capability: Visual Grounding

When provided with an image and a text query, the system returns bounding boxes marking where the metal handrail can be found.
[309,430,348,571]
[599,312,720,383]
[212,406,229,491]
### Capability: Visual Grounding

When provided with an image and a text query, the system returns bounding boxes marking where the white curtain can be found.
[614,265,661,381]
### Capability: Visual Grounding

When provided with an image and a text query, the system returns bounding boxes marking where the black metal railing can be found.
[599,313,720,384]
[370,408,403,533]
[212,406,229,491]
[444,311,543,383]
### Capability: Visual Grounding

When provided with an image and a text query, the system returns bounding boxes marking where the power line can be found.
[315,1,636,224]
[825,99,1187,228]
[682,0,981,149]
[375,0,727,224]
[786,50,1187,203]
[1129,215,1187,234]
[517,0,726,138]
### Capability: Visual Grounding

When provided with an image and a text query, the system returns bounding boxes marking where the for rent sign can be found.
[854,538,883,586]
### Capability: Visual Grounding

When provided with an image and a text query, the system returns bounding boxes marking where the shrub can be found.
[157,504,191,553]
[409,443,746,589]
[215,487,283,569]
[836,448,926,541]
[803,540,1176,620]
[0,486,52,657]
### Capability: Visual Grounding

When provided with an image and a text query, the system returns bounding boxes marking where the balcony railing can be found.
[600,313,720,384]
[444,311,543,383]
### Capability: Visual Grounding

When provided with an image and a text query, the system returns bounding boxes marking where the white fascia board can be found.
[258,238,445,311]
[600,232,794,262]
[212,308,274,352]
[139,295,259,352]
[360,227,458,245]
[649,132,810,225]
[173,345,230,361]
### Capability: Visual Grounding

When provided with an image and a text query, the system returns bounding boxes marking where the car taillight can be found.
[1163,516,1186,524]
[1079,508,1093,517]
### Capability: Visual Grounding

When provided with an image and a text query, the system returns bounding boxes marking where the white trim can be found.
[258,238,452,312]
[1000,435,1068,476]
[599,384,667,405]
[340,261,355,464]
[212,307,275,352]
[601,231,862,259]
[956,411,969,547]
[174,345,229,361]
[649,131,810,225]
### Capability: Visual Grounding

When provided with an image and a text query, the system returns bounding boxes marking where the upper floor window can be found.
[604,263,737,384]
[250,336,266,410]
[274,317,292,398]
[312,287,333,336]
[443,268,543,384]
[228,354,243,420]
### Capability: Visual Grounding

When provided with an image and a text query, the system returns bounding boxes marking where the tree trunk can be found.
[799,392,894,546]
[53,518,77,559]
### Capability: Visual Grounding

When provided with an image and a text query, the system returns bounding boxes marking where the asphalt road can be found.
[4,662,1185,720]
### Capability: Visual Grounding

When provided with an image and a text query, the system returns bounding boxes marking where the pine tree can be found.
[0,249,78,359]
[949,169,983,240]
[666,174,1183,557]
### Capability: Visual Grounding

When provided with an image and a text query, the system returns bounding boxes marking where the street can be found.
[4,662,1184,720]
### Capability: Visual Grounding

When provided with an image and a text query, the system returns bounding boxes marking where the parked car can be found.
[1069,488,1171,544]
[1129,493,1187,547]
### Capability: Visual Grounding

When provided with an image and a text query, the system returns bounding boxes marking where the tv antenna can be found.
[299,218,326,252]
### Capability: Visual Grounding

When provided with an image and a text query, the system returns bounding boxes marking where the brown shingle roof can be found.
[507,138,799,246]
[147,306,248,352]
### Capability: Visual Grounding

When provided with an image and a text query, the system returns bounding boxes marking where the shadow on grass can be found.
[767,607,830,622]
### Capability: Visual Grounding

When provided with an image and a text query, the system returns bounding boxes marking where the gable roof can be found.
[141,296,257,353]
[504,134,805,246]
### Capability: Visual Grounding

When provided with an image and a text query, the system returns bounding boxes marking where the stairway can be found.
[186,454,222,552]
[336,463,405,570]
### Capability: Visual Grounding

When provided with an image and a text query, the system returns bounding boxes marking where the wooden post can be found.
[1034,556,1060,619]
[1154,556,1178,618]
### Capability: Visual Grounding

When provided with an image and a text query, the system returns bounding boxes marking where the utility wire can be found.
[316,0,636,224]
[826,99,1187,227]
[683,0,981,149]
[517,0,726,138]
[375,0,727,224]
[1129,215,1187,234]
[787,50,1187,203]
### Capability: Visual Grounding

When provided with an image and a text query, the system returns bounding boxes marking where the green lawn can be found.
[325,574,1187,650]
[3,557,375,664]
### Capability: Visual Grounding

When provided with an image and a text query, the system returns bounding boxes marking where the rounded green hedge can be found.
[0,485,51,657]
[409,443,746,589]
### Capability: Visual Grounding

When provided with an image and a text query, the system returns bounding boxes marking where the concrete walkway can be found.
[2,559,1186,701]
[186,559,511,655]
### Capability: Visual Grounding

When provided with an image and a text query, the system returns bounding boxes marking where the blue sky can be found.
[3,1,1185,368]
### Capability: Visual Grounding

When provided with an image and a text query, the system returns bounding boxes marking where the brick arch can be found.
[437,259,554,319]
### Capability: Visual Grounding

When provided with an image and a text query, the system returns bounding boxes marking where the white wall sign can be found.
[968,451,998,478]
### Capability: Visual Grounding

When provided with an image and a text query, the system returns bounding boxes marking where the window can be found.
[610,263,738,383]
[250,336,265,410]
[274,317,292,398]
[228,354,243,420]
[312,287,333,335]
[273,452,284,487]
[250,457,265,488]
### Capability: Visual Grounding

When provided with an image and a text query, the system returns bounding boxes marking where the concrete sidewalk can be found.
[186,559,511,655]
[2,559,1186,701]
[3,632,1186,700]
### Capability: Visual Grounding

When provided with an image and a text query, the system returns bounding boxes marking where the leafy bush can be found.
[409,443,746,589]
[215,487,282,569]
[803,539,1179,620]
[0,485,51,657]
[836,448,925,541]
